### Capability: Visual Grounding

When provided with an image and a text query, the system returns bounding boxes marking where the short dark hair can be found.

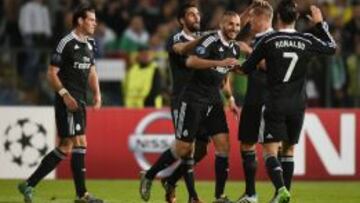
[277,0,298,24]
[177,2,197,24]
[72,4,95,27]
[221,10,240,21]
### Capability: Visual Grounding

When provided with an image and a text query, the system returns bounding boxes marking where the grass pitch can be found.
[1,179,359,203]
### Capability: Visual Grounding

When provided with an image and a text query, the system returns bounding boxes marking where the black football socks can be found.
[215,154,229,199]
[145,148,177,180]
[280,155,294,191]
[265,155,285,191]
[71,146,87,198]
[27,148,66,187]
[241,150,257,196]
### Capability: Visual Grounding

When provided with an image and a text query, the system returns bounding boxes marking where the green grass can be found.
[1,179,360,203]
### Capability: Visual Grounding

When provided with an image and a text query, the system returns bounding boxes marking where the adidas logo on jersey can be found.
[74,44,80,50]
[266,134,273,139]
[219,47,224,52]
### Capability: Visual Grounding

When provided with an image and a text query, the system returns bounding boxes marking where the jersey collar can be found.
[278,28,296,33]
[181,30,195,41]
[218,30,233,47]
[255,27,274,38]
[71,30,88,43]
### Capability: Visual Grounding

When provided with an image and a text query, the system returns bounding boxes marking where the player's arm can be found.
[88,65,102,109]
[172,37,203,55]
[238,38,266,74]
[306,5,337,54]
[186,55,239,69]
[223,75,240,118]
[47,65,78,111]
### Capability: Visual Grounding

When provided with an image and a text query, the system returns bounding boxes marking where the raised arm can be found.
[306,5,337,54]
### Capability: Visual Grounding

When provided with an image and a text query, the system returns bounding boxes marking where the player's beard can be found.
[186,21,200,32]
[224,29,238,40]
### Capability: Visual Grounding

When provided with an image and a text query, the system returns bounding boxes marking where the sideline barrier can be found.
[0,107,358,180]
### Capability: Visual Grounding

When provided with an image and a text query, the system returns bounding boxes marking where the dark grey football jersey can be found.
[242,22,336,111]
[50,32,96,101]
[183,31,241,104]
[167,30,197,100]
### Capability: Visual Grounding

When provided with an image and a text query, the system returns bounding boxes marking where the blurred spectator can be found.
[102,0,132,36]
[346,35,360,106]
[107,15,149,53]
[123,46,163,108]
[94,20,116,57]
[342,1,360,57]
[18,0,51,89]
[2,0,22,47]
[329,30,347,107]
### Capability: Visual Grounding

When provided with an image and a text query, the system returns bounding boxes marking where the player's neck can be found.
[182,27,195,38]
[73,28,88,42]
[278,22,295,31]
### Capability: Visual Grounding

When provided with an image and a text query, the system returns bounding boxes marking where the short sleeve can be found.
[193,34,217,59]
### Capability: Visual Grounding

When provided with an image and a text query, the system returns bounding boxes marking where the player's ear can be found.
[78,18,84,26]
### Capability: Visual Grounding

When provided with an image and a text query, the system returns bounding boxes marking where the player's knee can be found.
[281,143,295,156]
[71,135,87,148]
[58,138,73,154]
[193,141,208,162]
[174,141,192,157]
[240,142,256,151]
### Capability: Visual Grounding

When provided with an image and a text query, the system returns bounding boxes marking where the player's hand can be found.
[63,94,79,112]
[229,97,240,120]
[307,5,323,24]
[251,0,267,7]
[93,94,102,109]
[218,58,240,68]
[238,41,253,55]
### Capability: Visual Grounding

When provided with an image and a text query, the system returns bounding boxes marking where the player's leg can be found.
[71,103,103,203]
[18,99,71,203]
[162,139,208,203]
[207,103,231,202]
[18,138,71,203]
[263,109,290,203]
[144,105,182,182]
[236,105,264,203]
[279,111,304,191]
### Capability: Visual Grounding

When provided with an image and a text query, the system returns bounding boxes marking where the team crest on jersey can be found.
[195,46,206,55]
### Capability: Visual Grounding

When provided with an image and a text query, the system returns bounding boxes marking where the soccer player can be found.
[238,1,336,202]
[139,3,208,203]
[235,2,274,203]
[185,11,242,203]
[18,4,103,203]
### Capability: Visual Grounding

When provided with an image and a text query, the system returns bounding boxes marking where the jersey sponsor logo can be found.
[73,62,91,70]
[212,66,229,74]
[83,56,90,63]
[128,111,178,177]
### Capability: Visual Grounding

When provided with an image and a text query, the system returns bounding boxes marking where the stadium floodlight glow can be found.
[128,111,179,177]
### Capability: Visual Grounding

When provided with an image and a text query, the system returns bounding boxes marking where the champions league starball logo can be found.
[2,118,49,168]
[128,111,179,177]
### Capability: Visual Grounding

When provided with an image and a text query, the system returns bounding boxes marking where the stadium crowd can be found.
[0,0,359,107]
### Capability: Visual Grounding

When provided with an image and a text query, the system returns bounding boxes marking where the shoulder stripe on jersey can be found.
[202,35,217,47]
[56,34,74,53]
[173,32,182,42]
[264,35,312,44]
